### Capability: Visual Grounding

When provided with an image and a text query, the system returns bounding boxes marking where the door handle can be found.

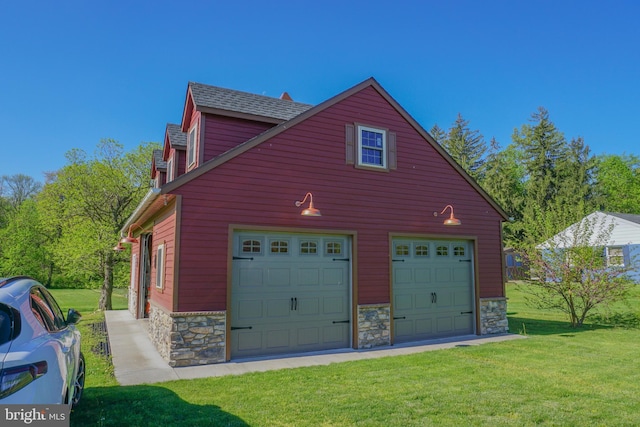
[393,316,406,320]
[332,320,350,324]
[294,297,298,311]
[291,297,294,311]
[231,326,253,330]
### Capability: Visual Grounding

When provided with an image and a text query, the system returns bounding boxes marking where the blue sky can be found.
[1,1,638,181]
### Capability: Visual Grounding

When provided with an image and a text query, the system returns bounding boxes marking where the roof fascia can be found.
[162,128,171,160]
[196,106,284,124]
[120,188,161,235]
[180,85,195,133]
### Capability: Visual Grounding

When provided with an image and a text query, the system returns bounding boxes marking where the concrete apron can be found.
[105,310,526,386]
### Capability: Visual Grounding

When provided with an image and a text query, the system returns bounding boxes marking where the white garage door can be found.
[231,231,351,359]
[392,238,475,343]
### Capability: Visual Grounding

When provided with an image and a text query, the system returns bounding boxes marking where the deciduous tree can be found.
[39,139,157,309]
[521,213,634,327]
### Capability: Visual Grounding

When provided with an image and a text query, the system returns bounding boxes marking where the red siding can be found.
[168,86,505,312]
[149,208,176,311]
[203,115,273,162]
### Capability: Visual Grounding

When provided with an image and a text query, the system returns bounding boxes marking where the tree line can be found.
[1,109,639,311]
[431,107,640,248]
[0,139,158,309]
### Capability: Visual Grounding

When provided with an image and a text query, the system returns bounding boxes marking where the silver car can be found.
[0,276,84,406]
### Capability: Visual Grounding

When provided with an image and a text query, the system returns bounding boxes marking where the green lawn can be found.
[54,285,640,426]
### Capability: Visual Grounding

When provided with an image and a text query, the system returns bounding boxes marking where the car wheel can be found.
[71,352,86,407]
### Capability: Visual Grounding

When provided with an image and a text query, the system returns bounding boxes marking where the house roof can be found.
[540,211,640,248]
[152,149,166,170]
[166,123,187,148]
[188,82,314,122]
[607,212,640,225]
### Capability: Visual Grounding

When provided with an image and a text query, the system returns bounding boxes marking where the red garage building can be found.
[122,77,509,366]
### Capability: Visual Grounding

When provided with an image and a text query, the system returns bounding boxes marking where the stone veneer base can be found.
[479,297,509,334]
[145,297,508,367]
[357,304,391,348]
[148,303,226,367]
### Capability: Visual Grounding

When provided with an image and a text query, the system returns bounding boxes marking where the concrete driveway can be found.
[105,310,525,386]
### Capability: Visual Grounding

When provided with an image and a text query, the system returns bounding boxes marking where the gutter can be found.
[120,188,161,236]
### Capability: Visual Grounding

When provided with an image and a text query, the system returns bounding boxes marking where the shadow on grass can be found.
[71,385,248,427]
[507,316,609,336]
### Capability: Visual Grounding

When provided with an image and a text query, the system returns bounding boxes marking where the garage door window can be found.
[270,240,289,254]
[436,245,449,256]
[326,241,342,255]
[395,244,410,256]
[415,245,429,257]
[454,246,465,256]
[242,239,262,254]
[300,241,318,254]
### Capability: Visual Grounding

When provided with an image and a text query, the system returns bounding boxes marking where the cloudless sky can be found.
[1,0,639,181]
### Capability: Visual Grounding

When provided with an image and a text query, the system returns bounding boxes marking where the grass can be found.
[52,285,640,426]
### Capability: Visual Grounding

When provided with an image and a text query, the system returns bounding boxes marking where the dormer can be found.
[163,123,187,183]
[180,82,314,169]
[150,149,167,188]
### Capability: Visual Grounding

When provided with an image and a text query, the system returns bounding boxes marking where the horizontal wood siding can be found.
[202,115,273,162]
[150,208,176,311]
[172,86,504,312]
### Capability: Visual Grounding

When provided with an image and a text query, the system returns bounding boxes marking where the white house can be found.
[541,211,640,282]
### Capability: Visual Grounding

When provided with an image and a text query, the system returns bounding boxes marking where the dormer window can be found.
[187,124,197,168]
[167,157,174,183]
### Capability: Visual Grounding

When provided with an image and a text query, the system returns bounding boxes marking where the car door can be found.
[31,287,80,403]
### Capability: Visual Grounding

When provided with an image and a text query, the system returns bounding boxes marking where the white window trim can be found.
[357,125,387,169]
[155,243,165,289]
[167,157,174,182]
[606,246,625,267]
[187,125,198,167]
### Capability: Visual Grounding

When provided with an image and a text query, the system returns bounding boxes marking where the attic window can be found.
[345,124,396,171]
[358,125,386,168]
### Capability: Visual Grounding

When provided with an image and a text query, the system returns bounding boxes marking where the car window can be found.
[30,287,66,332]
[0,304,13,345]
[39,287,67,329]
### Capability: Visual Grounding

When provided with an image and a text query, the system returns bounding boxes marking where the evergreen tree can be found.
[480,142,526,246]
[437,113,489,181]
[512,107,569,245]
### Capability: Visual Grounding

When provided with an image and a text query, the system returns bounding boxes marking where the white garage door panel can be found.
[392,239,475,343]
[231,232,351,359]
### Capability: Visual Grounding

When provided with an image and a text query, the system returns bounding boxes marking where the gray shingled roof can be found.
[153,149,167,170]
[607,212,640,225]
[189,82,313,121]
[166,123,187,148]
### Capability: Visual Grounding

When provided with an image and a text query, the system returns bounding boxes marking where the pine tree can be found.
[437,114,488,181]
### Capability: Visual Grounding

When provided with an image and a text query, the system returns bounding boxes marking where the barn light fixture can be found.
[120,223,144,245]
[113,242,125,252]
[295,192,322,216]
[434,204,461,226]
